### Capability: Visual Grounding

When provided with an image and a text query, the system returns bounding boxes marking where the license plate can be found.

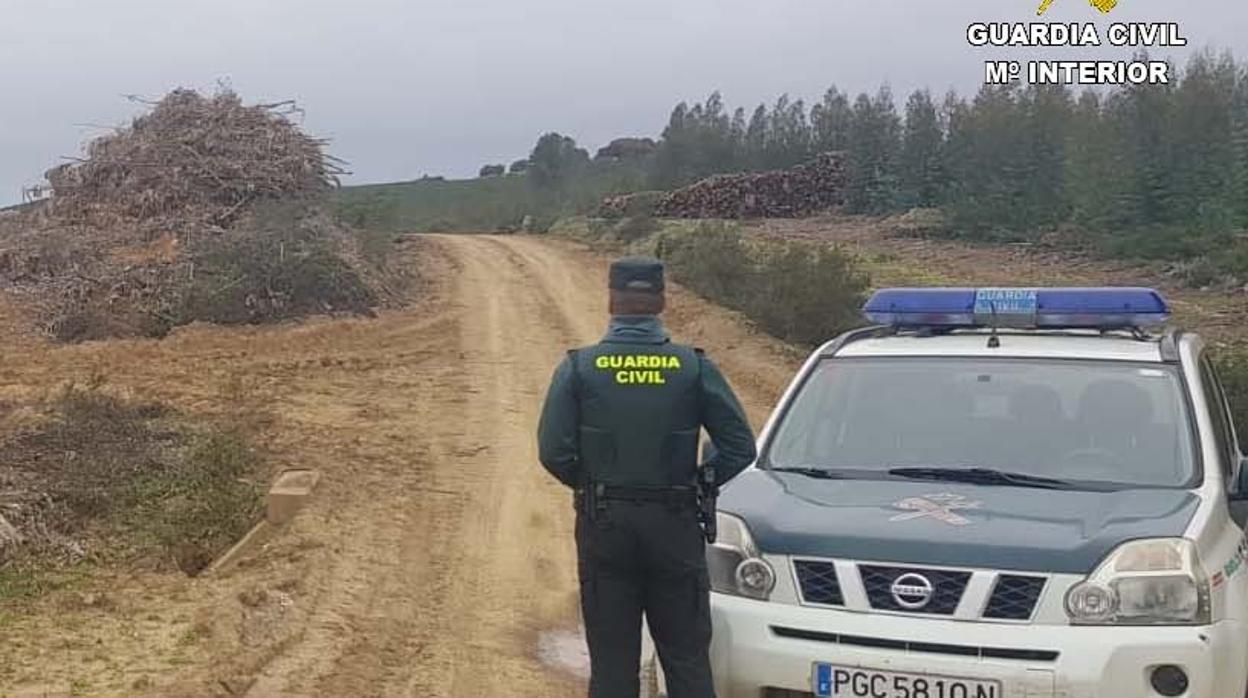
[813,664,1002,698]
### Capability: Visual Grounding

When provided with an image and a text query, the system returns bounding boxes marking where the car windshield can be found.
[765,357,1197,489]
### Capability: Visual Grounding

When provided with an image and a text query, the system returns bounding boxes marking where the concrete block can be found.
[204,521,270,576]
[266,469,321,525]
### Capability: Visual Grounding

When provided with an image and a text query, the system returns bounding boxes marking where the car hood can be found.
[719,470,1201,574]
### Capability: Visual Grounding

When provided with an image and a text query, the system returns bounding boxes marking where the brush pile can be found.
[599,152,847,219]
[0,88,395,342]
[45,89,345,231]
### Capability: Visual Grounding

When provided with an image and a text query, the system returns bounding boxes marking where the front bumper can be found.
[710,592,1246,698]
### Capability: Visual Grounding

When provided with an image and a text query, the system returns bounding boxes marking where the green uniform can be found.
[537,316,757,489]
[537,313,756,698]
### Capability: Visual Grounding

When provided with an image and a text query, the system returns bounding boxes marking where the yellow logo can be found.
[594,353,683,385]
[1037,0,1118,15]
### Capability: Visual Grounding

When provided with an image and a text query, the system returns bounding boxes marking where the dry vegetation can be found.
[45,89,344,230]
[0,384,264,598]
[0,88,395,606]
[0,88,401,343]
[554,217,869,347]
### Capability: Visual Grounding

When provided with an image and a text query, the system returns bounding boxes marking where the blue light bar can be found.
[863,287,1170,329]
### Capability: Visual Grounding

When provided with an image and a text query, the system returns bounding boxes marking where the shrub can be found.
[129,429,263,573]
[658,223,870,346]
[615,215,660,243]
[179,236,374,326]
[337,194,400,231]
[747,239,871,345]
[584,214,661,244]
[1214,350,1248,451]
[599,191,666,220]
[177,203,378,327]
[0,387,263,577]
[889,207,952,238]
[656,223,752,309]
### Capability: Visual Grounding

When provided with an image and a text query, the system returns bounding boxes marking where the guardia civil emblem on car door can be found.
[890,493,983,526]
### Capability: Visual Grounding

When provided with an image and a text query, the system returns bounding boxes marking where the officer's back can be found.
[537,257,756,698]
[571,322,702,487]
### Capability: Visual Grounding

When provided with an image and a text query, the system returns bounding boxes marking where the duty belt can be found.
[599,485,696,504]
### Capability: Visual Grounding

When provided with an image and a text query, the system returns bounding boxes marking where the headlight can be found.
[1065,539,1210,626]
[707,512,775,601]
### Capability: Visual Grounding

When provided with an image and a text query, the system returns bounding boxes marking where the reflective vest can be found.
[569,341,702,487]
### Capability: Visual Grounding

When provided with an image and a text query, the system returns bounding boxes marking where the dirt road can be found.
[0,234,798,697]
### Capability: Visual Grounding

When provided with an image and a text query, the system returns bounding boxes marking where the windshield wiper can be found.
[766,466,848,480]
[887,467,1080,490]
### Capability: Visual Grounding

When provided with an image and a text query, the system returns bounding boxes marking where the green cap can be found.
[609,257,665,293]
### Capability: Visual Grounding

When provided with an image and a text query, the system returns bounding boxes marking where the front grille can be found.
[794,560,844,606]
[771,626,1060,662]
[859,565,970,615]
[983,574,1047,620]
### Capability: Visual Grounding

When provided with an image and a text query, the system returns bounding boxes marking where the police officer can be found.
[537,257,756,698]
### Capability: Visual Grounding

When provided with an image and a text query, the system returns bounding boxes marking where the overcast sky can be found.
[1,0,1244,205]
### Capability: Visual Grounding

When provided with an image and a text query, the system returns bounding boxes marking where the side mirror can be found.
[701,438,719,466]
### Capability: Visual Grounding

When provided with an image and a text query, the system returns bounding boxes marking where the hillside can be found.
[335,159,648,233]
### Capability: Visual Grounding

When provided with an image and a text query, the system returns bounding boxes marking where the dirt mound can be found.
[0,89,393,342]
[599,152,847,219]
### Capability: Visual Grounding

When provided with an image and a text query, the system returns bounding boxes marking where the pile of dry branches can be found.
[599,153,847,220]
[45,88,346,230]
[0,88,394,343]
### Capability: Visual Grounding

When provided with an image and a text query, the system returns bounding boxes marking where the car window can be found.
[766,357,1197,489]
[1201,357,1240,475]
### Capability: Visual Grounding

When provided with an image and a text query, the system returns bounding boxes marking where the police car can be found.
[707,288,1248,698]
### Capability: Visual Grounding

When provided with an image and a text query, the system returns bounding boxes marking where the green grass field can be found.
[334,162,648,233]
[336,175,534,232]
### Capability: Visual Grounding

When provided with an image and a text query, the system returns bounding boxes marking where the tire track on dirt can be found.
[237,234,590,697]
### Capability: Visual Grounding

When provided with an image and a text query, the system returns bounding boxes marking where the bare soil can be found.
[0,234,797,697]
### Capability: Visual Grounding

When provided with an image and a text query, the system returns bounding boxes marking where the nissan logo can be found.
[890,572,935,610]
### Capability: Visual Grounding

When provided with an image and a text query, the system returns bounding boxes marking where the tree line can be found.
[514,50,1247,281]
[668,55,1242,220]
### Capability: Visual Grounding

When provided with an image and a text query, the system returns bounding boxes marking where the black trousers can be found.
[576,499,714,698]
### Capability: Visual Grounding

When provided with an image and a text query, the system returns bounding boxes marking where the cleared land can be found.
[0,234,797,697]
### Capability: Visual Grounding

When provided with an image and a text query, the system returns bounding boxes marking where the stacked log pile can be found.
[597,152,847,220]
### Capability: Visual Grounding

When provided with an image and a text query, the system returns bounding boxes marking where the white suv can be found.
[707,288,1248,698]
